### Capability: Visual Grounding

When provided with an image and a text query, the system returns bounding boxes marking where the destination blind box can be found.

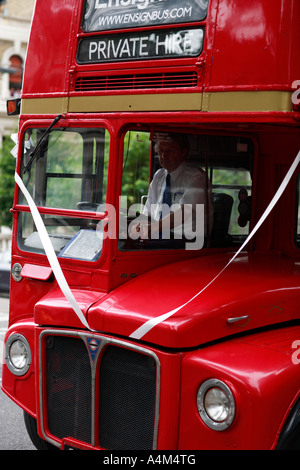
[77,27,204,63]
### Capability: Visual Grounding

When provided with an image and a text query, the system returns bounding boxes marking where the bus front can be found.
[2,0,300,450]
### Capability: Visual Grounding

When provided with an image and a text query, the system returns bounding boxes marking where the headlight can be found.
[197,379,235,431]
[5,334,31,376]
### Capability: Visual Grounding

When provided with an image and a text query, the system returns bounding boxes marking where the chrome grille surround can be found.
[39,329,160,450]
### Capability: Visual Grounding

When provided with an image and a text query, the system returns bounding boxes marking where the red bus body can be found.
[2,0,300,450]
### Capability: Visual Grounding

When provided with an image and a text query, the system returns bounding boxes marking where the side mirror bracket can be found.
[7,98,21,116]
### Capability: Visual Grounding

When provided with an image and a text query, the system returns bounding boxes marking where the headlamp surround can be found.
[197,378,236,431]
[5,333,31,376]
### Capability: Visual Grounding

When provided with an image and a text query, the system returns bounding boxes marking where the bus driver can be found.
[130,132,213,249]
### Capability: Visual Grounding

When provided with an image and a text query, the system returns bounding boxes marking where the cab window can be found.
[118,130,254,251]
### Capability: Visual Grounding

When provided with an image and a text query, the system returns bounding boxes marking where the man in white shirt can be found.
[131,132,213,249]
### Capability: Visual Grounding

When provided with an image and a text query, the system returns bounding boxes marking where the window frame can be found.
[14,121,111,263]
[118,127,255,252]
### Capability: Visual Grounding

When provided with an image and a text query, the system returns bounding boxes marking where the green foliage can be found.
[0,136,16,228]
[45,130,84,210]
[122,131,151,207]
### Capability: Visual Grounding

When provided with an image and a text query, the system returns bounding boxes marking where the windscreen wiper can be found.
[23,114,63,174]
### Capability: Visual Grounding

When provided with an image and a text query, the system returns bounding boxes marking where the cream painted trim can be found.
[20,93,202,114]
[202,90,293,112]
[21,97,69,115]
[21,90,293,115]
[69,93,202,112]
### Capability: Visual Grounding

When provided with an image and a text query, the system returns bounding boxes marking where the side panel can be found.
[22,0,78,95]
[1,322,36,417]
[179,326,300,450]
[207,0,300,92]
[22,0,300,103]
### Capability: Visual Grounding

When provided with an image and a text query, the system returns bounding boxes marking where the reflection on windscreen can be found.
[18,127,110,261]
[119,130,254,251]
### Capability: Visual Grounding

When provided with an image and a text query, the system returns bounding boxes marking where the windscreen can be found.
[17,126,110,262]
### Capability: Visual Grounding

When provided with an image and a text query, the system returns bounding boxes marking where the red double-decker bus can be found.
[2,0,300,450]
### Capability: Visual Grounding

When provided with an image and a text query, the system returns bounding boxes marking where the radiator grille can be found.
[46,336,92,444]
[75,71,198,92]
[43,334,158,449]
[99,346,157,450]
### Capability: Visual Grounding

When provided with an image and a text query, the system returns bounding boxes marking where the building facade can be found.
[0,0,35,244]
[0,0,35,146]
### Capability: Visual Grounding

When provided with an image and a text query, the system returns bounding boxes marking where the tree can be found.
[122,131,151,207]
[0,135,17,228]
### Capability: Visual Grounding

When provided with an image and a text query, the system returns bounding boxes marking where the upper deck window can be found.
[17,126,110,261]
[82,0,209,33]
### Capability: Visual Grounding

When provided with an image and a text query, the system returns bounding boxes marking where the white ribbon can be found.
[130,150,300,340]
[15,172,91,330]
[14,148,300,339]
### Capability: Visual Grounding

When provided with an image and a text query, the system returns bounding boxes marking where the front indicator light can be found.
[5,334,31,376]
[197,379,235,431]
[12,263,23,282]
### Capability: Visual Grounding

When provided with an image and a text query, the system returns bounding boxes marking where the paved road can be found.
[0,295,36,450]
